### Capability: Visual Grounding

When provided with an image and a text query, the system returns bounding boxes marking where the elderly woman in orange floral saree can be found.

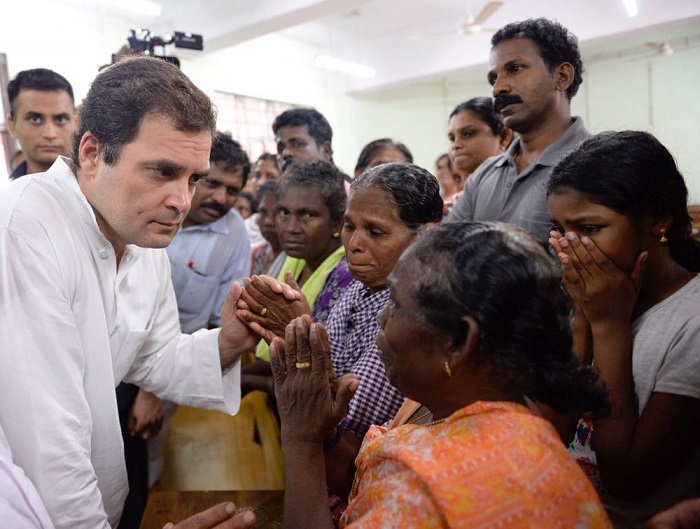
[270,222,612,528]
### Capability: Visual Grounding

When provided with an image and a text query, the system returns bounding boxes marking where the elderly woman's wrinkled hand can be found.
[270,315,359,444]
[236,274,311,343]
[549,231,647,326]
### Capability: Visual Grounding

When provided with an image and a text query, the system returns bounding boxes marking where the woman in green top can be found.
[241,160,354,393]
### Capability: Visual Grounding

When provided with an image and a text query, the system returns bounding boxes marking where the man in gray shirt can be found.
[446,18,590,243]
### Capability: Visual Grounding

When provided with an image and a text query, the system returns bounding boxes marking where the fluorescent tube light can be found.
[315,55,376,79]
[622,0,638,17]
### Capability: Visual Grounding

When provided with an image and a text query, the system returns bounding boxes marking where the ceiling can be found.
[96,0,700,94]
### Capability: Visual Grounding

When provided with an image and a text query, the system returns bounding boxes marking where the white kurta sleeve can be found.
[121,255,242,414]
[0,229,111,529]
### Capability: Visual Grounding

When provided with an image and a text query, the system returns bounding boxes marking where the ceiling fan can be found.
[409,0,503,41]
[459,0,503,36]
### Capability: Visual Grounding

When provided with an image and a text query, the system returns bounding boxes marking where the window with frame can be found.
[212,91,298,163]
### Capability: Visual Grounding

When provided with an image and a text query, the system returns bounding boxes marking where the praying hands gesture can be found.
[270,315,358,443]
[236,273,312,344]
[269,315,359,529]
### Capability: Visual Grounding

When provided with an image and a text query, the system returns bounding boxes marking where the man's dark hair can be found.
[492,18,583,100]
[211,132,251,188]
[7,68,74,117]
[72,56,216,167]
[272,108,333,146]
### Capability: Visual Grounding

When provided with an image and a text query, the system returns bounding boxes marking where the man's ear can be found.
[7,114,16,139]
[446,315,479,368]
[78,132,100,177]
[555,62,575,94]
[499,128,514,151]
[321,141,333,162]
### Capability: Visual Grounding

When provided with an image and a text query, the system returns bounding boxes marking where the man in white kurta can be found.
[0,57,268,529]
[0,158,242,528]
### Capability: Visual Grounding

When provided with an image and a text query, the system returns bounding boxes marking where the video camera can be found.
[127,29,203,54]
[109,29,204,68]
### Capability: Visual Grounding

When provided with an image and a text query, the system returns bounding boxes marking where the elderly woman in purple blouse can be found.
[237,162,443,504]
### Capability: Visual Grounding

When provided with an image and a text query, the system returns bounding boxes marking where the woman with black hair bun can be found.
[270,221,611,528]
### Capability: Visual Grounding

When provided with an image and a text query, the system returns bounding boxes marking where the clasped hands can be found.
[236,272,312,343]
[269,314,359,443]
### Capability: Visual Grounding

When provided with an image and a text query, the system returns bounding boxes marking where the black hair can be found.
[350,162,443,231]
[237,191,258,214]
[272,108,333,147]
[354,138,413,175]
[435,153,452,171]
[73,56,215,166]
[256,152,278,165]
[7,68,74,117]
[277,160,346,222]
[492,18,583,100]
[449,97,504,136]
[406,221,607,415]
[547,130,700,272]
[211,131,251,188]
[256,179,279,203]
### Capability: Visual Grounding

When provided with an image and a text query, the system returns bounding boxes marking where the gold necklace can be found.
[422,417,447,428]
[408,409,432,425]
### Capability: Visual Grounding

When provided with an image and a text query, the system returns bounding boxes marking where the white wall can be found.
[1,1,146,101]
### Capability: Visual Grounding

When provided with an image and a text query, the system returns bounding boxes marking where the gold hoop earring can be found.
[660,228,668,243]
[443,360,452,378]
[333,232,340,239]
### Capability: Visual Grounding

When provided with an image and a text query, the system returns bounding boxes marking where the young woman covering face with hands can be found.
[547,131,700,528]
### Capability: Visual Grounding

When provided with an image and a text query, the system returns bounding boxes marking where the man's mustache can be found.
[199,201,227,216]
[494,95,523,114]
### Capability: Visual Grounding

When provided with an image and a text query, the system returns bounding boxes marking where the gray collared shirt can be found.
[446,116,590,243]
